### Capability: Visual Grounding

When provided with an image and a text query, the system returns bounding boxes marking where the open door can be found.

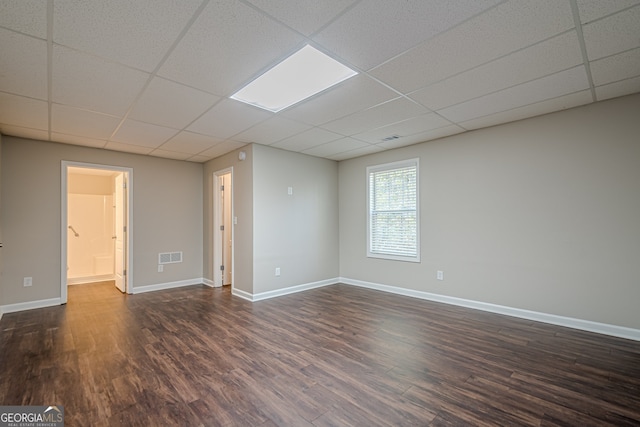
[213,168,233,287]
[221,173,232,285]
[114,173,127,293]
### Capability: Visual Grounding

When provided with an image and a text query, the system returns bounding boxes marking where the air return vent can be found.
[159,251,183,265]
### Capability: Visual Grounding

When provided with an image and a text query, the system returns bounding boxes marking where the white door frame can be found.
[61,161,134,303]
[213,167,234,288]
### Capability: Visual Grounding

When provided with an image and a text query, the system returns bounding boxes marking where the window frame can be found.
[366,158,420,263]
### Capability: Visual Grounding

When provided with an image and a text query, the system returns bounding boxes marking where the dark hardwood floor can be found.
[1,281,639,426]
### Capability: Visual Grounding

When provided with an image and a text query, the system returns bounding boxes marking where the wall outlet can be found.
[437,270,444,281]
[158,265,164,273]
[287,186,293,196]
[23,277,33,287]
[275,267,281,277]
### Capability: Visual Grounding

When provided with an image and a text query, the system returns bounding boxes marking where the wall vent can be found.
[159,251,183,264]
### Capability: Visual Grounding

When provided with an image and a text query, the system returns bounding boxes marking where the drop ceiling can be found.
[0,0,639,162]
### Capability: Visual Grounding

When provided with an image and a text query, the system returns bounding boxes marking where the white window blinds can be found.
[367,159,419,262]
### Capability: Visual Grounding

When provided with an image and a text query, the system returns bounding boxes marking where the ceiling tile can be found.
[53,0,203,72]
[371,0,575,93]
[314,0,501,70]
[158,0,303,95]
[246,0,357,36]
[186,154,213,163]
[187,99,272,140]
[0,29,47,99]
[159,131,224,155]
[328,144,386,161]
[438,66,590,123]
[234,116,311,145]
[272,127,342,151]
[51,132,107,148]
[582,6,640,60]
[576,0,640,23]
[590,48,640,86]
[0,0,47,39]
[595,76,640,101]
[104,141,154,155]
[111,119,178,148]
[129,77,220,129]
[302,137,369,157]
[410,31,584,111]
[376,125,465,149]
[52,45,150,116]
[458,90,593,130]
[148,149,192,161]
[281,74,398,126]
[0,92,48,130]
[51,104,121,139]
[0,125,49,141]
[197,140,247,159]
[353,113,452,144]
[322,97,429,136]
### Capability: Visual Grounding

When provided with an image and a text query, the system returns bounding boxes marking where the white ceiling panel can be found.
[438,66,590,123]
[111,119,178,148]
[376,125,466,149]
[590,48,640,86]
[234,116,311,145]
[129,77,220,129]
[0,28,47,99]
[595,76,640,101]
[582,6,640,60]
[159,131,224,155]
[322,97,429,136]
[303,137,369,158]
[328,144,386,161]
[410,31,584,111]
[0,92,48,130]
[1,125,49,141]
[51,104,120,139]
[187,99,272,140]
[314,0,502,71]
[51,132,107,148]
[353,113,453,144]
[52,46,150,116]
[371,0,575,94]
[53,0,203,72]
[459,90,593,130]
[158,0,303,96]
[245,0,357,36]
[576,0,640,24]
[197,140,247,159]
[272,127,342,152]
[147,149,192,161]
[0,0,47,39]
[281,75,398,126]
[104,141,154,155]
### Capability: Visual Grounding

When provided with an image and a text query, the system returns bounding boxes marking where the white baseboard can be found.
[1,297,63,315]
[232,278,338,302]
[339,277,640,342]
[67,274,115,285]
[202,278,218,288]
[133,278,205,294]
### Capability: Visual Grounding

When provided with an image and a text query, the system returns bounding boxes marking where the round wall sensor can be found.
[238,151,246,161]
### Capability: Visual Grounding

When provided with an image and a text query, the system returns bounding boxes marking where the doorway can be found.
[61,161,133,303]
[213,168,233,288]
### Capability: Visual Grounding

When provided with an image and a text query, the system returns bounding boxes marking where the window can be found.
[367,159,419,262]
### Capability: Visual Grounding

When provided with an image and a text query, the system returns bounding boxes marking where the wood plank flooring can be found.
[1,281,639,426]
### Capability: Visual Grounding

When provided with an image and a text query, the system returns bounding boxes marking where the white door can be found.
[114,173,126,292]
[221,173,232,285]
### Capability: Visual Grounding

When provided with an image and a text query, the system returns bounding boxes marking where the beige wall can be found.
[0,133,3,311]
[203,145,253,294]
[339,93,640,330]
[1,137,203,305]
[68,173,113,195]
[252,144,338,294]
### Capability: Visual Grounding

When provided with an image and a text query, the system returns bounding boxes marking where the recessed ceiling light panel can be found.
[230,45,358,113]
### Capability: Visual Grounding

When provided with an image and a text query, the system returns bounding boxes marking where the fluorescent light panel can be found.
[231,45,358,113]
